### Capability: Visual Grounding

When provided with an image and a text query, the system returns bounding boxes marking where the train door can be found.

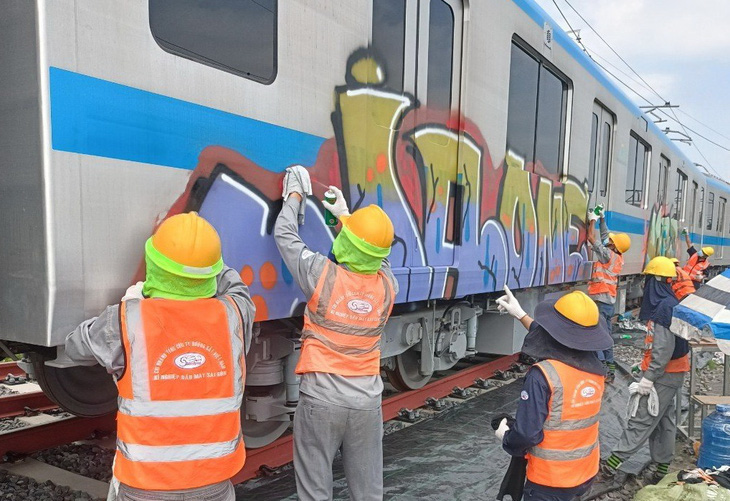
[588,102,614,209]
[405,0,464,300]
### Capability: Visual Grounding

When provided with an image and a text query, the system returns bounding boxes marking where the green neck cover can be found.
[332,225,390,275]
[143,253,216,301]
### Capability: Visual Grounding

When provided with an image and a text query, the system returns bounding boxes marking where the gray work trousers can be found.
[114,480,234,500]
[294,393,383,501]
[613,374,685,464]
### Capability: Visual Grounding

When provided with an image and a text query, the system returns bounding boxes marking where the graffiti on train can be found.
[645,204,679,263]
[163,51,591,321]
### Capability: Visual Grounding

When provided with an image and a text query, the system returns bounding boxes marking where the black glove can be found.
[491,413,515,431]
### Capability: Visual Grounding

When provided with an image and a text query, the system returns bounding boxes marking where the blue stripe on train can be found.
[49,66,326,172]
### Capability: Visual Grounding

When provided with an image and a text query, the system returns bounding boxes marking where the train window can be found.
[673,170,687,220]
[718,197,727,233]
[588,113,599,193]
[657,156,670,205]
[625,132,650,207]
[599,120,611,196]
[698,187,705,227]
[506,40,569,177]
[427,0,454,109]
[707,191,715,230]
[689,181,698,227]
[149,0,277,84]
[372,0,406,92]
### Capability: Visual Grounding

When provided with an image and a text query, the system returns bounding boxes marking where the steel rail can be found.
[0,391,57,419]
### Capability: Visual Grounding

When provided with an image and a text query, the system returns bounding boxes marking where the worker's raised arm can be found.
[587,212,611,264]
[216,266,255,354]
[683,228,692,251]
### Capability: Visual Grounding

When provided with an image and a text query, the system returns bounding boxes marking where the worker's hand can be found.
[495,418,510,441]
[122,281,144,301]
[496,286,527,320]
[682,227,689,236]
[636,377,654,396]
[587,210,599,222]
[322,186,351,219]
[282,165,312,201]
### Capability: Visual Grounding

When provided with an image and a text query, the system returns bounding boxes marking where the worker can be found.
[682,227,713,288]
[64,212,255,501]
[600,256,688,484]
[274,165,398,501]
[670,257,695,301]
[587,206,631,383]
[495,287,611,500]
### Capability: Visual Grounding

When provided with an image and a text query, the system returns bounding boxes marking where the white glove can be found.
[495,286,527,320]
[322,186,351,219]
[636,377,654,396]
[587,210,599,222]
[495,418,510,441]
[122,281,144,301]
[681,227,689,236]
[282,165,312,225]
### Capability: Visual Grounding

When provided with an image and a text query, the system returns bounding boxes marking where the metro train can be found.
[2,0,729,448]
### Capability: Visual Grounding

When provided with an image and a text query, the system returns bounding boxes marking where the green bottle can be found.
[324,190,338,226]
[592,204,604,216]
[620,334,632,340]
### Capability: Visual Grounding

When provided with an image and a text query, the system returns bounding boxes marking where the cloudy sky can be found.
[534,0,730,178]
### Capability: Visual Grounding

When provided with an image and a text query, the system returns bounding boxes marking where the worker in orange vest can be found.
[670,257,695,300]
[682,228,713,288]
[275,166,398,501]
[587,206,631,383]
[495,287,611,500]
[600,257,689,484]
[64,212,255,501]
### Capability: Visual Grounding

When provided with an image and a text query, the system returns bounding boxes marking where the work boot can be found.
[605,370,615,384]
[642,462,669,485]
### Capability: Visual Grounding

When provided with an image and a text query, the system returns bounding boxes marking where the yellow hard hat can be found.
[642,256,677,278]
[670,257,680,264]
[553,291,599,327]
[146,212,223,278]
[702,246,715,257]
[340,205,394,254]
[608,232,631,254]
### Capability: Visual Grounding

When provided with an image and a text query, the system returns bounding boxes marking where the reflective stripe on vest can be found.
[588,252,623,297]
[296,261,395,376]
[672,268,696,301]
[640,321,691,374]
[526,360,604,488]
[684,254,709,282]
[115,297,246,490]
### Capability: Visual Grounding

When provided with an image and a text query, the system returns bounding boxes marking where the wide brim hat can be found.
[533,299,613,351]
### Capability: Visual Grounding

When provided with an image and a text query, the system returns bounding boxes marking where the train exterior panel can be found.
[2,0,728,444]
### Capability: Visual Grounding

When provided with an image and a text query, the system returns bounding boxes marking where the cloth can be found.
[522,479,594,501]
[65,267,255,379]
[596,301,615,364]
[282,165,312,224]
[640,278,678,329]
[520,322,607,377]
[612,373,685,464]
[628,382,660,418]
[142,253,217,300]
[274,197,398,410]
[590,218,615,305]
[293,393,382,501]
[635,471,730,501]
[497,456,527,501]
[115,480,234,501]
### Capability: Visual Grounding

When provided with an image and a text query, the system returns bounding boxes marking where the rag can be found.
[490,414,526,501]
[627,381,659,418]
[282,165,312,224]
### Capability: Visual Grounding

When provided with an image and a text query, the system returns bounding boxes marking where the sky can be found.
[533,0,730,178]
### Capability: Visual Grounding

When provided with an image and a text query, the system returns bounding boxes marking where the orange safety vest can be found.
[683,253,709,282]
[640,321,690,374]
[296,260,395,376]
[526,360,604,488]
[672,267,696,301]
[588,252,624,298]
[115,297,246,491]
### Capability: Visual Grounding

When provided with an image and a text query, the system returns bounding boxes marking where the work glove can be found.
[122,281,144,301]
[636,377,654,396]
[322,186,351,219]
[682,227,689,236]
[496,286,527,320]
[495,418,510,441]
[282,165,312,225]
[587,210,599,222]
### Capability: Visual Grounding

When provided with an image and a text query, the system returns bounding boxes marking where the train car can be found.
[2,0,729,447]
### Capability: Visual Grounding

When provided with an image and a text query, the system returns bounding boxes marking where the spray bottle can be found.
[323,189,338,226]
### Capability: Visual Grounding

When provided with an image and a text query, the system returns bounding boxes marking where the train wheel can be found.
[241,384,290,448]
[385,350,432,391]
[31,353,117,416]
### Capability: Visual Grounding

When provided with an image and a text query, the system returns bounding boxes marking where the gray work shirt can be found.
[590,218,617,306]
[64,267,255,379]
[274,197,399,410]
[644,323,685,388]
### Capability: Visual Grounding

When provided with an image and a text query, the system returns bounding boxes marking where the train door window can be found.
[698,187,705,228]
[689,181,698,228]
[657,155,669,206]
[707,191,715,230]
[625,132,650,207]
[588,113,599,193]
[506,39,570,177]
[372,0,407,92]
[149,0,277,84]
[426,0,454,109]
[718,197,726,233]
[673,170,687,220]
[599,119,612,196]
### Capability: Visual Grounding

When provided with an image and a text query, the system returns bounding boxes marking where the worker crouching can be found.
[64,212,255,500]
[601,256,689,483]
[495,287,611,500]
[274,166,398,501]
